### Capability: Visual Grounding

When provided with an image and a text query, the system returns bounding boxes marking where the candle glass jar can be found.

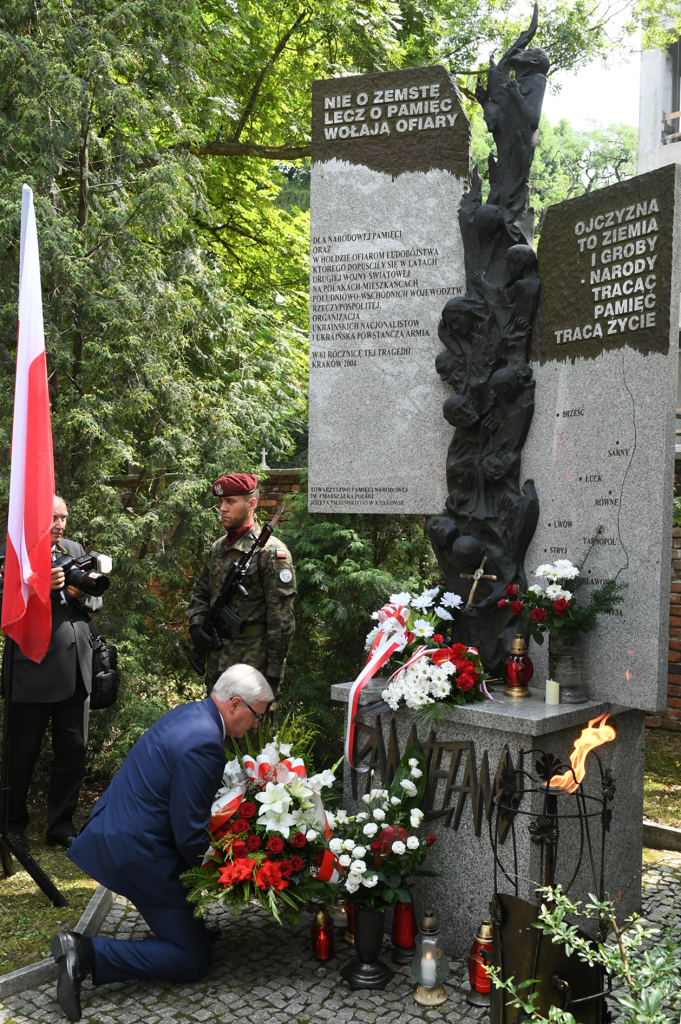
[311,907,335,962]
[503,634,534,698]
[411,911,449,1006]
[548,629,586,704]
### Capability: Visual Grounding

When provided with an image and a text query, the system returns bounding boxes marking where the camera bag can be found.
[88,621,120,710]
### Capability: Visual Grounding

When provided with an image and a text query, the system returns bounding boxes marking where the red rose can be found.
[531,607,547,623]
[290,832,307,848]
[290,855,304,872]
[246,835,261,852]
[232,818,249,834]
[506,584,518,597]
[239,802,256,819]
[314,850,324,867]
[212,822,231,841]
[232,841,248,859]
[255,860,289,892]
[219,859,254,887]
[279,860,293,879]
[457,673,475,692]
[432,634,444,644]
[371,841,381,853]
[510,600,523,615]
[554,598,570,615]
[267,836,284,853]
[497,598,508,609]
[426,835,437,847]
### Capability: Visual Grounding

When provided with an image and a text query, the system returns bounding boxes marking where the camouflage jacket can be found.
[186,525,296,678]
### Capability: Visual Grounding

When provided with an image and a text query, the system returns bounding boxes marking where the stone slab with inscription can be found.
[307,66,470,514]
[523,163,681,713]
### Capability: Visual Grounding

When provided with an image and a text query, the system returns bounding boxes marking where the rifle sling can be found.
[220,623,266,640]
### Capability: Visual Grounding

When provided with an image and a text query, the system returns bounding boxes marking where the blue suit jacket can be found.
[69,698,225,907]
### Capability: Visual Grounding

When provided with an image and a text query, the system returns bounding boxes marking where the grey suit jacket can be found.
[1,538,103,703]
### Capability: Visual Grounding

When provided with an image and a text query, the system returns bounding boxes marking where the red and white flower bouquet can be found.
[182,735,337,923]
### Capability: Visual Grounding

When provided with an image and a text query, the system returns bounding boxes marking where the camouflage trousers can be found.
[205,634,269,697]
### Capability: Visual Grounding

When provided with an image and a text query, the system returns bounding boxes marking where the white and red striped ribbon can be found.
[345,604,410,769]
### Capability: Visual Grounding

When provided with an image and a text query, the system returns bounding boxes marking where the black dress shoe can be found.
[51,931,93,1022]
[46,833,77,850]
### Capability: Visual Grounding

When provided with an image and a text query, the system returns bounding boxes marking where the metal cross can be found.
[460,556,498,607]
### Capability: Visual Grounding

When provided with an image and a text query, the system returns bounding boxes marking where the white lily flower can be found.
[255,781,290,817]
[336,810,349,824]
[262,811,298,837]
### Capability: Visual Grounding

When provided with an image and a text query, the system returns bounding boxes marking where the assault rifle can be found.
[186,504,284,677]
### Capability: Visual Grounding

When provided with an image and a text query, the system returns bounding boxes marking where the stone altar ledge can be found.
[330,681,628,737]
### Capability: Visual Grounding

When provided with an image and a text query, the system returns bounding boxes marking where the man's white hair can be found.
[212,664,273,704]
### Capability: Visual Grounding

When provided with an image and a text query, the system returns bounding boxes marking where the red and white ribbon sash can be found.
[345,604,409,769]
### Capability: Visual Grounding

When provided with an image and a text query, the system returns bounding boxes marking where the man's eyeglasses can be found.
[243,700,263,723]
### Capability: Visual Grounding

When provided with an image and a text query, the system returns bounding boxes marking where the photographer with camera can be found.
[0,496,105,851]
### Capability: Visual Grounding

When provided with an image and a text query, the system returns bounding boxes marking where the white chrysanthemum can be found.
[364,625,381,650]
[411,766,423,779]
[405,690,434,709]
[410,587,440,611]
[361,875,378,888]
[382,689,402,711]
[343,839,356,851]
[370,611,380,621]
[434,605,453,621]
[411,618,435,638]
[406,836,420,850]
[338,854,352,867]
[363,822,379,837]
[440,660,456,676]
[535,563,559,580]
[440,591,464,609]
[391,841,406,855]
[432,682,452,698]
[544,583,564,598]
[373,808,386,821]
[329,838,343,854]
[389,592,412,607]
[401,779,418,797]
[553,559,579,579]
[527,584,543,595]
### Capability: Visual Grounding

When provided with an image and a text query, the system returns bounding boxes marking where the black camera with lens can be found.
[52,551,112,597]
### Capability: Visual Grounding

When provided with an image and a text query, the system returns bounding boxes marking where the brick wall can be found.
[259,468,301,514]
[646,458,681,729]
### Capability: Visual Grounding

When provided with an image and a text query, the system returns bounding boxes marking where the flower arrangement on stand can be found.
[496,556,624,645]
[328,743,440,989]
[361,588,495,726]
[182,735,337,923]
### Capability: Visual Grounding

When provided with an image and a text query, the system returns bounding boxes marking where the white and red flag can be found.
[1,184,55,661]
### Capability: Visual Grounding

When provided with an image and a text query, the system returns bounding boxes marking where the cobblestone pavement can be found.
[1,851,679,1024]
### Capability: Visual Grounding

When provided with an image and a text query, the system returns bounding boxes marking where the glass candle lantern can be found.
[330,895,349,929]
[466,918,493,1006]
[411,910,449,1006]
[391,900,418,964]
[503,634,534,698]
[311,907,335,962]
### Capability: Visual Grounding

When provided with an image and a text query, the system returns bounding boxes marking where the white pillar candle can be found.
[545,679,560,705]
[421,951,437,986]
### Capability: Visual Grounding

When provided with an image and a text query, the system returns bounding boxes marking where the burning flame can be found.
[626,670,632,681]
[548,714,616,793]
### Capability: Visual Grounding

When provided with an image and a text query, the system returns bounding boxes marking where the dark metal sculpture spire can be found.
[428,5,547,675]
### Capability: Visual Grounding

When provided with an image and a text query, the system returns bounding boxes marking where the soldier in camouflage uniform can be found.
[186,473,296,696]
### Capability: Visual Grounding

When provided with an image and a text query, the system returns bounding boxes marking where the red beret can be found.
[212,473,258,497]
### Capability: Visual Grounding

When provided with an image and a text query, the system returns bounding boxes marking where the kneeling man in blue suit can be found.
[51,663,273,1021]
